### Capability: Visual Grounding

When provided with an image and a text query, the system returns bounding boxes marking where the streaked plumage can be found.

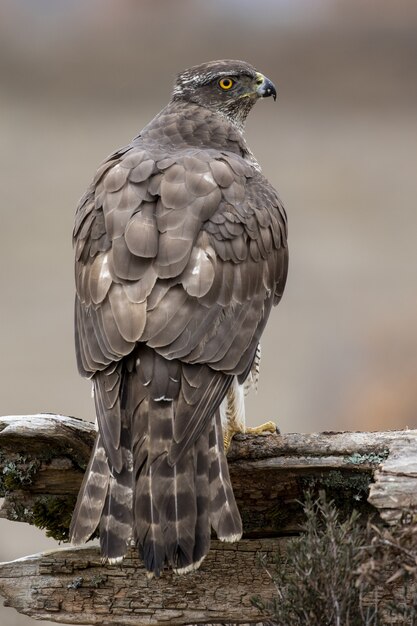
[70,59,288,576]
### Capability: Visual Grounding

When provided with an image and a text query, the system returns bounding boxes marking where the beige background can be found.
[1,1,417,624]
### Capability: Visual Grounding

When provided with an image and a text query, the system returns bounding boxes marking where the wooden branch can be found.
[0,414,95,540]
[0,414,416,624]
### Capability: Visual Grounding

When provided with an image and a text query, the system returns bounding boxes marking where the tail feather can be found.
[209,410,243,542]
[163,452,197,570]
[192,421,211,565]
[135,463,166,575]
[99,412,133,561]
[70,434,110,545]
[133,395,167,576]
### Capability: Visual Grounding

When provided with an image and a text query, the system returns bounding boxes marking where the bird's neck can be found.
[140,101,251,159]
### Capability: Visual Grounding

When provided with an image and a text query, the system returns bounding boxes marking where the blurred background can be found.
[1,0,417,624]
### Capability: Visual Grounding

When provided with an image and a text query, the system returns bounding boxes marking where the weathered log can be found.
[0,541,279,625]
[1,414,417,537]
[0,414,416,624]
[0,414,95,540]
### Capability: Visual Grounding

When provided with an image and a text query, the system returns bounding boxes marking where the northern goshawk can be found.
[70,59,288,576]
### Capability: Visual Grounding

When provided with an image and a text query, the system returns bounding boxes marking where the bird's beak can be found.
[255,73,277,101]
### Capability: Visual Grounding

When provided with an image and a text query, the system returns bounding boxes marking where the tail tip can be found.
[173,555,206,575]
[101,556,124,565]
[217,532,242,543]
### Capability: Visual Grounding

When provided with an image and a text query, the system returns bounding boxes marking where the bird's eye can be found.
[218,77,235,91]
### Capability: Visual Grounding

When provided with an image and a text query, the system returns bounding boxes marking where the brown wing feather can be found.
[74,148,287,379]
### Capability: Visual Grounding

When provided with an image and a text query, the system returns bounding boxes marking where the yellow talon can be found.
[244,421,277,436]
[223,421,278,453]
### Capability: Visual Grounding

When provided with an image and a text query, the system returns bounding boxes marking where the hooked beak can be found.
[256,73,277,101]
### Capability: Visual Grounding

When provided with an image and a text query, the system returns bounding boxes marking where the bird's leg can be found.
[221,381,245,453]
[223,424,240,453]
[222,342,277,453]
[230,344,277,440]
[222,379,277,453]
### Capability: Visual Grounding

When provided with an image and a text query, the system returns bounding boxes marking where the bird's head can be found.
[172,60,277,129]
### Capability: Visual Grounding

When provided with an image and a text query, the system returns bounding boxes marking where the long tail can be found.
[70,363,134,560]
[70,347,242,575]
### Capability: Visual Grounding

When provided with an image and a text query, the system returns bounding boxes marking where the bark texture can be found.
[0,541,278,625]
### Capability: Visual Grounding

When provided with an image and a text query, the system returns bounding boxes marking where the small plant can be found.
[357,512,417,623]
[252,491,379,625]
[252,493,417,625]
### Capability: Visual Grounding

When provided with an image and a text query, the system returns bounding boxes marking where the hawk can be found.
[70,59,288,576]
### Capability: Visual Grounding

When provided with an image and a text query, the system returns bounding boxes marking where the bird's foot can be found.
[244,420,278,436]
[223,421,278,453]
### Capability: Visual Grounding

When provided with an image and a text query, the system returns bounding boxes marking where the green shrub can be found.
[252,492,417,625]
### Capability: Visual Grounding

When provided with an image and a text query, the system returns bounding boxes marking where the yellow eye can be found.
[219,77,235,91]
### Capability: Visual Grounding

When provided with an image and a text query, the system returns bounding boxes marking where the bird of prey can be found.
[70,59,288,576]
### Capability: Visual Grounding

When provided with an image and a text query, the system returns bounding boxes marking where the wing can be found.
[74,144,288,462]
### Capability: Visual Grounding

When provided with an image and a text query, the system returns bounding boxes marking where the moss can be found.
[0,456,40,493]
[67,576,83,590]
[6,497,35,523]
[269,501,300,528]
[299,470,373,519]
[240,500,301,534]
[32,495,77,541]
[91,575,107,588]
[347,450,389,465]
